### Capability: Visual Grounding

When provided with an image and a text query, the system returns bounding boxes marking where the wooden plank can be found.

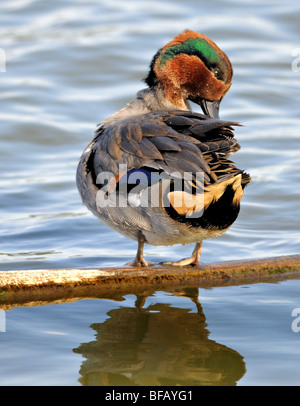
[1,254,300,308]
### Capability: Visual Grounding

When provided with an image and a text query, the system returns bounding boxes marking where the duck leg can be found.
[126,233,151,267]
[160,242,202,267]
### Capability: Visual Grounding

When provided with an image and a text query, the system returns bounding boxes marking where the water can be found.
[0,0,300,386]
[1,278,300,386]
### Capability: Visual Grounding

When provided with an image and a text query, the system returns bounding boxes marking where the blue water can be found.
[1,278,300,385]
[0,0,300,386]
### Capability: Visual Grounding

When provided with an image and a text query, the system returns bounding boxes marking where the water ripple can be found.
[0,0,299,270]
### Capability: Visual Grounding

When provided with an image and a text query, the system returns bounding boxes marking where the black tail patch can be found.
[165,184,241,230]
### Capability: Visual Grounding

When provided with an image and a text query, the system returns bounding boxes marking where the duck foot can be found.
[125,258,153,267]
[160,242,202,268]
[160,258,199,267]
[125,234,153,267]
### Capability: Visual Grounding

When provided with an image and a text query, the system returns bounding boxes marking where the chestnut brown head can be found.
[145,30,233,117]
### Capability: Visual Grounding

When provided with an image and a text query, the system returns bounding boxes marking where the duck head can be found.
[145,30,233,118]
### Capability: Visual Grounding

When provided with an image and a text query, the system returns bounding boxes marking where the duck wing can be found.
[77,110,246,233]
[90,110,241,182]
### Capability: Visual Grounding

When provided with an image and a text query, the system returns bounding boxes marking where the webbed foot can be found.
[160,242,202,268]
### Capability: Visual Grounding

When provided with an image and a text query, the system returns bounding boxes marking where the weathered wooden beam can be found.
[1,254,300,308]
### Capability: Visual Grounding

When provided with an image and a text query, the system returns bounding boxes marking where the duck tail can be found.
[241,172,251,188]
[204,171,250,209]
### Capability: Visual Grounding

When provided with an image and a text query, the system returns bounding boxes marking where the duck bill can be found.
[197,98,221,119]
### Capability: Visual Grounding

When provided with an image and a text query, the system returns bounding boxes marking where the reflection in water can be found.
[73,288,245,386]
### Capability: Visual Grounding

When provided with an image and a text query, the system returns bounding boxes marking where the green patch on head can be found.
[158,37,220,68]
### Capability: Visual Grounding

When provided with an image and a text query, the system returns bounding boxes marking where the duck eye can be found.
[213,68,222,80]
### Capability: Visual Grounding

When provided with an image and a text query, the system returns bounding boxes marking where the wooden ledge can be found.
[1,254,300,308]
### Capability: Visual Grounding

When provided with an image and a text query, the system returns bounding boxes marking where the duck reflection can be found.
[73,288,245,386]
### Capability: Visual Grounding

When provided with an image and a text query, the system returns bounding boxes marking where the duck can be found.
[76,30,250,267]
